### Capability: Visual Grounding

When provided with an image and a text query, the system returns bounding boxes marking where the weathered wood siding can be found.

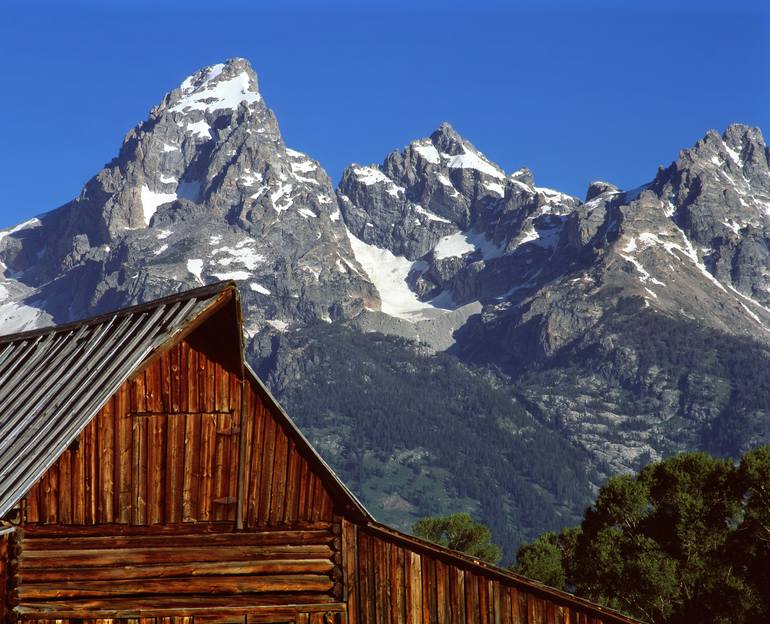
[12,326,341,621]
[13,523,342,620]
[22,339,334,528]
[341,520,635,624]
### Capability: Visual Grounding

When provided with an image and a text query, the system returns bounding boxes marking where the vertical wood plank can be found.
[57,450,72,524]
[407,551,423,624]
[182,412,201,522]
[132,414,147,525]
[270,425,289,524]
[71,426,85,525]
[102,397,116,523]
[436,560,449,624]
[84,420,97,524]
[297,456,310,521]
[258,411,276,525]
[116,384,132,524]
[392,544,406,624]
[166,412,185,523]
[198,412,217,521]
[179,342,189,414]
[358,532,372,624]
[246,394,266,527]
[281,439,296,523]
[202,350,215,413]
[25,480,40,523]
[146,413,166,525]
[466,573,480,624]
[449,566,465,624]
[343,518,359,624]
[212,411,231,522]
[171,343,182,413]
[420,554,432,624]
[187,341,199,413]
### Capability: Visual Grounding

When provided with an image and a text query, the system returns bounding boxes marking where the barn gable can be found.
[0,283,641,624]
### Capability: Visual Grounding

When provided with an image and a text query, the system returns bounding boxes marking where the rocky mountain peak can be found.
[585,180,619,202]
[155,58,261,117]
[429,122,467,155]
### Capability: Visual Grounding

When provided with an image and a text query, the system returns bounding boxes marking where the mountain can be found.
[2,57,770,560]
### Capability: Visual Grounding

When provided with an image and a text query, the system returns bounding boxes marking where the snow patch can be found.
[0,218,42,244]
[171,68,260,114]
[346,230,444,321]
[140,185,176,225]
[266,319,288,331]
[212,242,264,270]
[186,259,204,284]
[414,205,452,224]
[351,166,403,198]
[434,229,504,261]
[270,183,293,211]
[181,119,212,139]
[212,270,251,281]
[442,146,504,179]
[483,181,505,196]
[413,142,440,164]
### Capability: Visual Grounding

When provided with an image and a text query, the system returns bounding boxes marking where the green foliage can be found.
[515,448,770,624]
[413,512,502,564]
[511,528,578,588]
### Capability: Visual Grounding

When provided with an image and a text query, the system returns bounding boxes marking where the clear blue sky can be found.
[1,0,768,229]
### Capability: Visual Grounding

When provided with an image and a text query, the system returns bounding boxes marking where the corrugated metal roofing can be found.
[0,281,235,519]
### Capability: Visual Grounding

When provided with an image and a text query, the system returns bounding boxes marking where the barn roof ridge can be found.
[0,281,236,346]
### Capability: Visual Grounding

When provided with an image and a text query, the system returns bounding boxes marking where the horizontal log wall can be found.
[343,520,631,624]
[14,524,343,620]
[16,611,344,624]
[22,338,335,528]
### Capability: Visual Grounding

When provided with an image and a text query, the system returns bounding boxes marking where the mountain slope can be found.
[2,57,770,560]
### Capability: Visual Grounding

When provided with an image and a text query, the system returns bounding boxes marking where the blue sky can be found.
[1,0,768,229]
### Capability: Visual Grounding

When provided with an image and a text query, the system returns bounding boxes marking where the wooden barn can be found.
[0,282,641,624]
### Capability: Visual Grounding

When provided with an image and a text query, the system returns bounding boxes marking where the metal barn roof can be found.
[0,282,235,519]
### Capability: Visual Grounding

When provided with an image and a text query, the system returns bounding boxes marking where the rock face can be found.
[2,57,770,559]
[0,58,376,335]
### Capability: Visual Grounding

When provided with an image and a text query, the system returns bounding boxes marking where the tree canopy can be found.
[512,447,770,624]
[413,512,502,564]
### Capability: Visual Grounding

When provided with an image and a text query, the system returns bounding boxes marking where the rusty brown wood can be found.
[270,425,289,524]
[258,410,276,525]
[116,385,132,524]
[99,398,115,524]
[57,450,72,525]
[147,413,165,525]
[19,573,334,600]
